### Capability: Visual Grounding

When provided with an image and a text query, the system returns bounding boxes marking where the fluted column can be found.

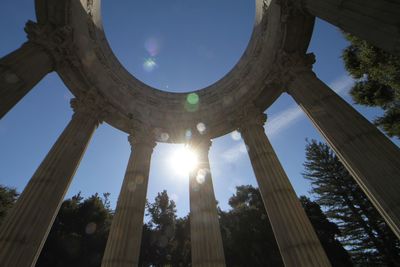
[101,128,156,267]
[286,60,400,239]
[0,95,105,267]
[0,41,53,118]
[0,20,74,119]
[238,109,331,267]
[293,0,400,55]
[189,138,225,267]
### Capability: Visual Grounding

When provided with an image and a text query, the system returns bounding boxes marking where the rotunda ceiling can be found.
[36,0,315,142]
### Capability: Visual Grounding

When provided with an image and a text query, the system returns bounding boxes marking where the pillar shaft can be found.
[189,139,225,267]
[0,98,102,267]
[0,42,53,118]
[101,133,156,267]
[299,0,400,55]
[240,113,331,267]
[288,70,400,239]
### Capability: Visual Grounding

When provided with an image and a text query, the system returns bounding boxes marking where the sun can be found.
[169,145,199,176]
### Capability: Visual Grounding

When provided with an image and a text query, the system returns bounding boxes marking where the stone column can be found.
[238,109,331,267]
[0,41,53,118]
[287,63,400,239]
[101,129,156,267]
[294,0,400,55]
[0,96,105,267]
[0,20,74,119]
[189,138,226,267]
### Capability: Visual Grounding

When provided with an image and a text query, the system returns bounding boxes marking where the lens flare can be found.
[196,122,206,134]
[143,58,157,72]
[185,93,200,112]
[145,37,160,57]
[187,93,199,105]
[231,130,241,141]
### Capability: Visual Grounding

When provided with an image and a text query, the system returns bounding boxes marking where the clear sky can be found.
[1,0,399,217]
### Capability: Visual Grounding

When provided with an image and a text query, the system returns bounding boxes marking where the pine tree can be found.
[303,140,400,266]
[299,196,352,267]
[144,190,178,266]
[220,185,283,267]
[342,34,400,138]
[0,185,18,226]
[37,193,113,267]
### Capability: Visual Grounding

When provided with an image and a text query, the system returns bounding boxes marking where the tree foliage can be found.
[0,185,18,226]
[342,34,400,137]
[303,140,400,266]
[139,190,185,266]
[299,196,352,267]
[0,184,381,266]
[36,193,113,267]
[220,185,283,267]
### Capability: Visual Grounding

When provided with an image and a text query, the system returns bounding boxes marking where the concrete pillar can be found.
[238,110,331,267]
[101,130,156,267]
[189,138,226,267]
[288,68,400,239]
[296,0,400,55]
[0,97,104,267]
[0,42,53,118]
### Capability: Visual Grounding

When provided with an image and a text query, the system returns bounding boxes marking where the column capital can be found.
[128,122,157,149]
[234,105,267,133]
[276,0,307,20]
[70,91,109,124]
[189,135,212,154]
[274,51,316,93]
[24,20,78,69]
[280,51,315,75]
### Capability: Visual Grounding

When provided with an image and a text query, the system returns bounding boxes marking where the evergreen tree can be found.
[0,185,18,226]
[141,190,178,266]
[299,196,352,267]
[303,140,400,266]
[342,34,400,138]
[220,185,283,267]
[170,216,191,266]
[37,193,113,267]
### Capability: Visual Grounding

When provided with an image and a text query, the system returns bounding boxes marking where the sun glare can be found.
[169,146,199,176]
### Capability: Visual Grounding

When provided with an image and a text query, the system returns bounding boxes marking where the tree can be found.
[299,196,352,267]
[303,140,400,266]
[169,216,191,266]
[0,185,18,226]
[140,190,178,266]
[342,34,400,138]
[37,193,113,267]
[220,185,283,267]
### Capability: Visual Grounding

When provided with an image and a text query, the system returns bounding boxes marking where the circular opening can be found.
[102,0,255,93]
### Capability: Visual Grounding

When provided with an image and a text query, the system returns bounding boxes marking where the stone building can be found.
[0,0,399,266]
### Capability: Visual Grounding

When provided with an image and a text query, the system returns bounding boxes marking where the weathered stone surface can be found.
[0,97,105,267]
[1,0,399,266]
[0,42,53,118]
[238,109,331,267]
[288,69,400,240]
[101,128,156,267]
[296,0,400,55]
[189,137,226,267]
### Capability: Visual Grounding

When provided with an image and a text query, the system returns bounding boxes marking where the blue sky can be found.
[1,0,398,217]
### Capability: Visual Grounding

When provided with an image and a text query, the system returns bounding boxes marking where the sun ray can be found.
[169,145,198,176]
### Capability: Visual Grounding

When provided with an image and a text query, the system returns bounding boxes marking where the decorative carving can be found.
[24,20,79,69]
[270,51,315,88]
[128,120,157,149]
[189,135,212,153]
[276,0,306,20]
[234,105,267,133]
[70,89,109,123]
[87,0,94,17]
